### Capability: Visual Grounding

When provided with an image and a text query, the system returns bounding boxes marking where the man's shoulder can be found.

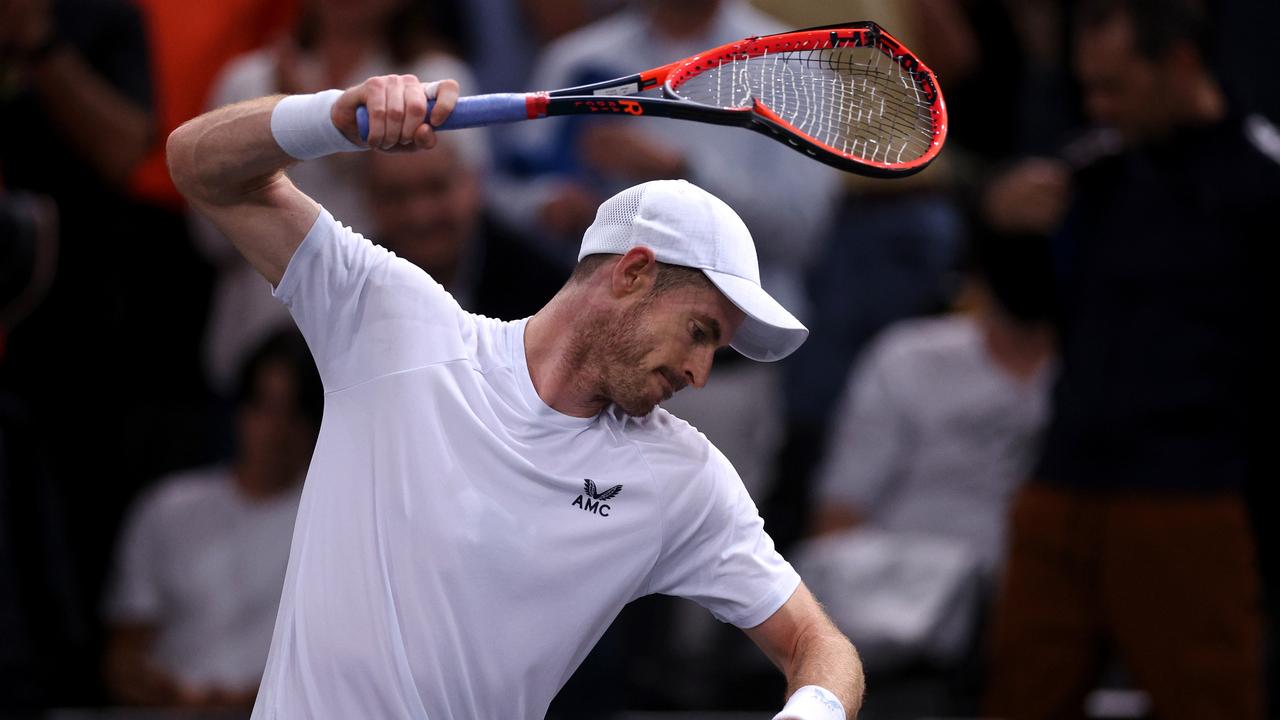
[605,408,747,517]
[616,404,702,436]
[609,406,726,476]
[295,207,470,320]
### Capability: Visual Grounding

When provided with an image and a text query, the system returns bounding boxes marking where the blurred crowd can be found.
[1,0,1277,718]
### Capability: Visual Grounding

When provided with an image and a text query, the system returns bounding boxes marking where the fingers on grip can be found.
[428,79,459,128]
[357,74,418,148]
[401,75,427,145]
[362,76,388,148]
[356,75,451,148]
[382,79,406,149]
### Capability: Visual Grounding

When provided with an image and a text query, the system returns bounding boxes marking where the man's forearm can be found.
[746,583,866,719]
[166,95,293,207]
[787,623,865,717]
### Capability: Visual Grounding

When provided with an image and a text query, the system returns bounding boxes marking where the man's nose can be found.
[683,348,715,389]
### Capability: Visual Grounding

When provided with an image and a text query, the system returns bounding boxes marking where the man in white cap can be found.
[168,74,862,720]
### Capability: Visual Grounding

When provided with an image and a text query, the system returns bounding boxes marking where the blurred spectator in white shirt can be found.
[813,232,1056,572]
[799,232,1055,672]
[103,330,320,708]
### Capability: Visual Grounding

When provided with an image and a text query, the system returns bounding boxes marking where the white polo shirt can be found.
[252,210,799,719]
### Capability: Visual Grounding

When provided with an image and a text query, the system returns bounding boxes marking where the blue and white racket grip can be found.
[356,94,529,140]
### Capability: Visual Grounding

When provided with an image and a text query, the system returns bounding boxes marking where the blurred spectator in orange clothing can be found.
[127,0,298,209]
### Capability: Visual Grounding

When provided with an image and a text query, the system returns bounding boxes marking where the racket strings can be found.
[673,44,937,164]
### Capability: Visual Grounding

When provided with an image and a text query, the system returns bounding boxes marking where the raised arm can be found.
[745,582,865,720]
[166,75,457,285]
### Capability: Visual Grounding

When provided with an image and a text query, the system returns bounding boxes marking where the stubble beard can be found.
[567,300,661,417]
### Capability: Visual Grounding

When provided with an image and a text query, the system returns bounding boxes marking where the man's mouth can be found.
[658,369,685,399]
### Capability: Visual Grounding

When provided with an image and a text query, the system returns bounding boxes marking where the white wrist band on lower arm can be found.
[773,685,846,720]
[270,89,366,160]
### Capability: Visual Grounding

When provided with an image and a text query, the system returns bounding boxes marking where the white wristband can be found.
[270,89,366,160]
[773,685,845,720]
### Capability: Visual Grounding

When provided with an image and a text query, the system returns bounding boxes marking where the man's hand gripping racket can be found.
[347,22,948,178]
[332,77,459,153]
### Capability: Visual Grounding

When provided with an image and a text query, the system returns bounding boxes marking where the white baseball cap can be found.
[577,180,808,362]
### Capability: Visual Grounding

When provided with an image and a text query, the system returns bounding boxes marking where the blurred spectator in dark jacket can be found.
[981,1,1276,718]
[103,330,320,709]
[365,133,565,322]
[0,190,88,710]
[0,0,163,702]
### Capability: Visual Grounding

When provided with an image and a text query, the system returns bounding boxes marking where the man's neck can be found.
[524,291,610,418]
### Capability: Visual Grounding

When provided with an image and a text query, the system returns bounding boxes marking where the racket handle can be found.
[356,94,531,140]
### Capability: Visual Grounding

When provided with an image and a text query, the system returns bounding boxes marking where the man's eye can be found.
[690,325,706,343]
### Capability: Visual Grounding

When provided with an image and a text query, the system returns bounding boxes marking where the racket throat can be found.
[525,93,550,119]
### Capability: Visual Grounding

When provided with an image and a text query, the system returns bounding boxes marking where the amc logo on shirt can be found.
[570,479,623,517]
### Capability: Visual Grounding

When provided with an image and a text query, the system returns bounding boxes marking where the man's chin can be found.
[615,396,660,418]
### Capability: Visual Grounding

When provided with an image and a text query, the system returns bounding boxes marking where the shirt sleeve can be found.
[273,208,475,392]
[813,337,911,513]
[645,445,800,628]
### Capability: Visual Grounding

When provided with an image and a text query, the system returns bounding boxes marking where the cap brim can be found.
[703,269,809,362]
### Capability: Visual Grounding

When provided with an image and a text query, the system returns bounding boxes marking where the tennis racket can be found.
[356,22,947,178]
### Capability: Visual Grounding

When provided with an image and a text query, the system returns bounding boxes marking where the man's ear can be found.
[610,246,658,299]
